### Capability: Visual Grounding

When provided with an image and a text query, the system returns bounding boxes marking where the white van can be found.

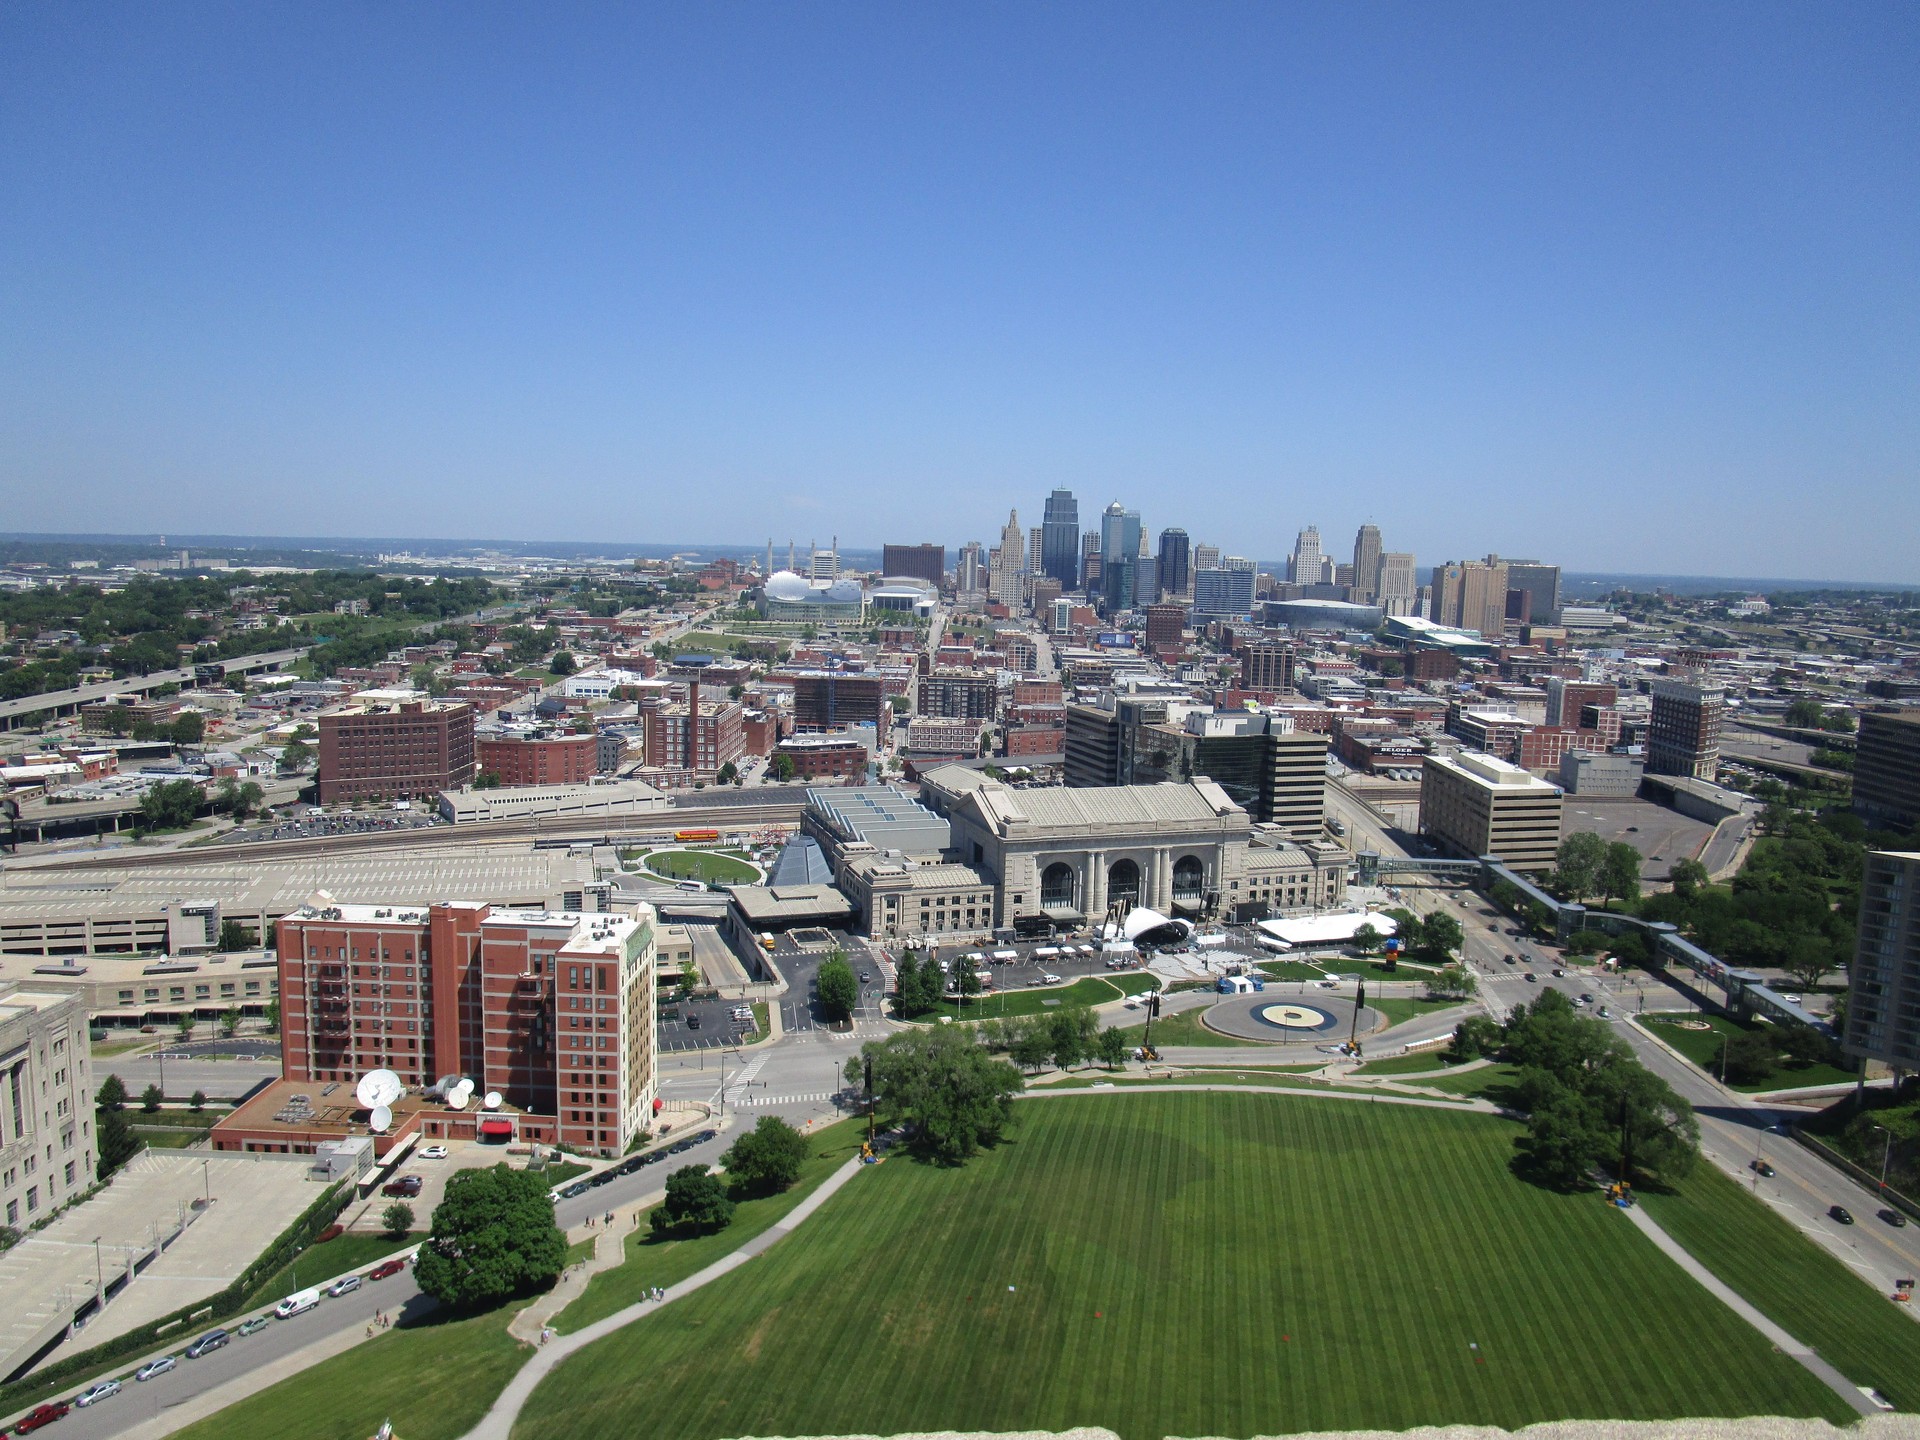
[275,1287,321,1319]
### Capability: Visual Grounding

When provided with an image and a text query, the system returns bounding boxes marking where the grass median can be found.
[917,972,1156,1023]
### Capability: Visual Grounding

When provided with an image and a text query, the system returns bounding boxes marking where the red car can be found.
[368,1258,407,1281]
[381,1175,422,1198]
[14,1402,70,1434]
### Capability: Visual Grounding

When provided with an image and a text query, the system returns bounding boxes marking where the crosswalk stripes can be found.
[727,1091,837,1108]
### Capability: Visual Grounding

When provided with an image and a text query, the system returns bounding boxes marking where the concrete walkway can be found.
[1620,1202,1877,1416]
[460,1152,870,1440]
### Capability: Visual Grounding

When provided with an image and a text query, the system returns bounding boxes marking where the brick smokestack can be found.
[686,679,699,772]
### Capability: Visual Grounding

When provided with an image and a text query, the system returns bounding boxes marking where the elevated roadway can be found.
[0,649,309,733]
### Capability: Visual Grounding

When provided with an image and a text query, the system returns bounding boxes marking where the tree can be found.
[892,951,939,1019]
[1427,964,1478,1000]
[769,752,798,782]
[220,1007,242,1036]
[847,1026,1023,1164]
[214,777,264,821]
[1416,910,1463,962]
[280,737,312,772]
[263,997,280,1034]
[722,1115,809,1197]
[1351,922,1380,955]
[189,1089,207,1112]
[176,1014,194,1041]
[1048,1006,1095,1069]
[815,951,858,1022]
[1721,1029,1778,1086]
[1668,857,1710,899]
[474,769,502,789]
[1517,1075,1612,1185]
[1783,934,1838,993]
[96,1074,128,1110]
[548,651,577,676]
[956,963,983,1007]
[1011,1024,1055,1073]
[414,1164,567,1308]
[1448,1015,1504,1062]
[140,1083,163,1113]
[382,1202,416,1239]
[716,761,739,786]
[1784,698,1827,730]
[217,919,255,952]
[1097,1024,1129,1069]
[650,1165,735,1238]
[137,778,202,833]
[95,1101,140,1180]
[168,712,205,747]
[1600,843,1642,908]
[1554,832,1607,903]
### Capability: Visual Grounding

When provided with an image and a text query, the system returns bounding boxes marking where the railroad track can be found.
[15,801,807,870]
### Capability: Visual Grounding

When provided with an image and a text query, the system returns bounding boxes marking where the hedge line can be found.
[0,1179,349,1418]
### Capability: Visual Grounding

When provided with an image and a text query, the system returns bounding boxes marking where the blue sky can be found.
[2,3,1915,580]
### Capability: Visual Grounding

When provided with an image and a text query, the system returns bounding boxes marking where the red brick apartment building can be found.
[214,900,657,1158]
[318,700,474,803]
[476,731,598,787]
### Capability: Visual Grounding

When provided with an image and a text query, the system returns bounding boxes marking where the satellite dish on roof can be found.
[355,1069,404,1110]
[370,1104,392,1133]
[433,1075,460,1097]
[448,1079,474,1110]
[483,1090,502,1110]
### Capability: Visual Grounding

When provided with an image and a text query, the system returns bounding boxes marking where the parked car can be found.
[369,1258,408,1281]
[1038,972,1063,985]
[559,1181,591,1199]
[12,1403,69,1433]
[326,1274,363,1297]
[1750,1159,1775,1177]
[236,1316,272,1336]
[382,1174,423,1198]
[1829,1204,1855,1225]
[185,1329,230,1359]
[134,1356,177,1381]
[1879,1208,1908,1228]
[74,1380,121,1407]
[686,1014,701,1030]
[418,1144,449,1160]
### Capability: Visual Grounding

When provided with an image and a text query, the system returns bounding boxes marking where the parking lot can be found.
[1560,797,1713,881]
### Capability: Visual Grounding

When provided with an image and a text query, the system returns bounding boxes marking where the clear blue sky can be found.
[3,3,1915,580]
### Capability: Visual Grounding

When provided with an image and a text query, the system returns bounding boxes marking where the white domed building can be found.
[760,570,868,624]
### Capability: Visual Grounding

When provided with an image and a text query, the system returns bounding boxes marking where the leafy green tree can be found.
[189,1089,207,1111]
[214,777,264,820]
[956,963,983,1007]
[137,778,202,833]
[1448,1015,1504,1061]
[1048,1006,1095,1069]
[1097,1024,1129,1069]
[1553,832,1607,903]
[722,1115,810,1197]
[1721,1029,1778,1085]
[96,1074,128,1110]
[769,752,797,782]
[716,761,739,786]
[1516,1074,1611,1185]
[1351,922,1380,955]
[140,1083,163,1112]
[217,919,255,952]
[95,1102,140,1179]
[1667,857,1710,899]
[1783,934,1839,993]
[220,1007,241,1036]
[548,651,577,676]
[1600,842,1642,908]
[650,1165,735,1238]
[815,951,858,1022]
[1427,964,1477,1000]
[1783,698,1827,729]
[280,737,312,772]
[382,1202,415,1238]
[414,1164,567,1307]
[1416,910,1463,962]
[848,1026,1023,1164]
[168,712,206,746]
[263,997,280,1034]
[1010,1024,1055,1073]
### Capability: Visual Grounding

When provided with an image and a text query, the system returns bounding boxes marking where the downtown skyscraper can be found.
[1041,488,1080,591]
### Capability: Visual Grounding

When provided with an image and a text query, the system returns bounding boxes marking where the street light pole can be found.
[1874,1125,1893,1193]
[93,1237,103,1307]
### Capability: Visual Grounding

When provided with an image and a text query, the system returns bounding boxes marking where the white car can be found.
[418,1144,448,1160]
[1038,972,1063,985]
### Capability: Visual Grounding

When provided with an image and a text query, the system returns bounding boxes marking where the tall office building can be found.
[1028,527,1044,581]
[1646,677,1724,780]
[1419,752,1563,873]
[1505,562,1562,625]
[988,510,1026,605]
[882,543,945,586]
[1240,639,1295,694]
[1100,502,1141,614]
[1290,527,1325,586]
[1377,552,1417,616]
[1192,566,1256,619]
[1846,850,1920,1072]
[1853,709,1920,830]
[1351,525,1383,603]
[807,539,841,581]
[1192,543,1220,574]
[1156,528,1191,603]
[1041,488,1080,591]
[956,541,986,595]
[1080,531,1103,592]
[1434,557,1510,638]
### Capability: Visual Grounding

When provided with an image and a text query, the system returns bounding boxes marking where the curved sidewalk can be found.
[460,1152,868,1440]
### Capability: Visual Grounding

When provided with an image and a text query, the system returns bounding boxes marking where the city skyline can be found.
[3,7,1916,581]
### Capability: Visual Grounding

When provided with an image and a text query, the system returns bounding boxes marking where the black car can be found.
[1880,1207,1909,1228]
[1522,972,1537,983]
[686,1014,701,1030]
[1750,1159,1775,1177]
[560,1181,591,1198]
[1829,1204,1855,1225]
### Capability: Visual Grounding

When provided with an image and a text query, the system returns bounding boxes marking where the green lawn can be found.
[642,849,760,885]
[1354,1050,1457,1076]
[538,1160,591,1186]
[918,973,1156,1023]
[514,1094,1850,1440]
[554,1118,867,1332]
[1639,1014,1859,1091]
[1368,995,1467,1027]
[247,1231,421,1306]
[168,1302,531,1440]
[1421,1062,1523,1099]
[1639,1161,1920,1409]
[1111,1006,1249,1049]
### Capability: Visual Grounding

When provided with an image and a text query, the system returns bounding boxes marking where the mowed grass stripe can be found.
[514,1094,1850,1440]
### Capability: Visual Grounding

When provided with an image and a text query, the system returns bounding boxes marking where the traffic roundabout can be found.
[1199,991,1384,1044]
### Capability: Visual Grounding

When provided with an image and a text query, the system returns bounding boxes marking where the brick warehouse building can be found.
[475,730,598,787]
[214,900,657,1157]
[318,699,475,803]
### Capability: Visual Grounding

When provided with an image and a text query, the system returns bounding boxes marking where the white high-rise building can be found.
[1352,525,1383,603]
[989,510,1026,606]
[1290,527,1324,586]
[1377,552,1417,616]
[1193,543,1220,574]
